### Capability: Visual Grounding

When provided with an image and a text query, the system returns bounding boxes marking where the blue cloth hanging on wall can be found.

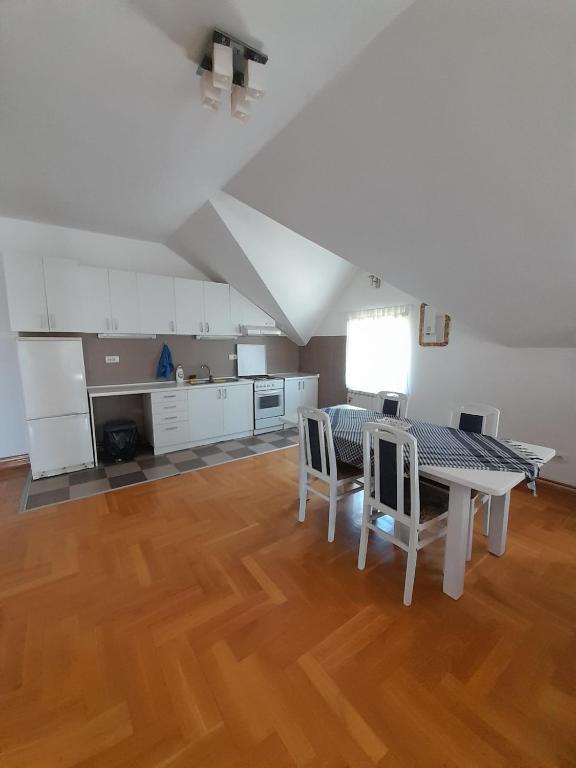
[156,343,175,379]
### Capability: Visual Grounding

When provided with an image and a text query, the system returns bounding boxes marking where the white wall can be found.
[0,215,207,459]
[318,273,576,485]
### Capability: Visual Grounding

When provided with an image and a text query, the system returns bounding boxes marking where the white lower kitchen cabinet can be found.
[144,388,189,453]
[188,386,224,444]
[284,376,319,424]
[144,382,254,455]
[222,383,254,435]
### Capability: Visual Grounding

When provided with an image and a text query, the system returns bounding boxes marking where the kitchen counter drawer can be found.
[153,421,191,447]
[153,411,189,427]
[151,389,188,406]
[151,399,188,417]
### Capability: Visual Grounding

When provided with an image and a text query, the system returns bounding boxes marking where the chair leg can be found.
[327,483,338,542]
[404,537,418,606]
[466,499,475,561]
[298,469,307,523]
[482,497,491,536]
[357,502,371,570]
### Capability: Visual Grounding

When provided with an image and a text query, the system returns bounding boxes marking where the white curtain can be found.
[346,306,411,394]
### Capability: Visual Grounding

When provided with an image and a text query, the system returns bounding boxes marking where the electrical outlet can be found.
[105,355,120,364]
[228,353,237,360]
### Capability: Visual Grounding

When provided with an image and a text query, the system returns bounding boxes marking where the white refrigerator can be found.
[17,338,94,479]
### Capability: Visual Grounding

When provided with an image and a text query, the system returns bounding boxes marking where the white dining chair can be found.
[451,402,501,560]
[297,406,364,542]
[358,422,449,606]
[376,391,409,418]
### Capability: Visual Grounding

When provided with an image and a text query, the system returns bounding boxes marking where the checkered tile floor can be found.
[23,429,299,512]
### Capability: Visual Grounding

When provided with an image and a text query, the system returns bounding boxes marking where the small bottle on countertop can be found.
[175,364,185,386]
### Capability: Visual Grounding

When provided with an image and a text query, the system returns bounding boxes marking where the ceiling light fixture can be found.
[200,71,222,111]
[212,35,233,92]
[196,30,268,122]
[245,54,266,101]
[231,85,251,122]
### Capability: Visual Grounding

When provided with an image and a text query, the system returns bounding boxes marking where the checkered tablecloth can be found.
[325,406,541,482]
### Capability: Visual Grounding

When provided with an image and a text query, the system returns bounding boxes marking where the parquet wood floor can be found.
[0,450,574,767]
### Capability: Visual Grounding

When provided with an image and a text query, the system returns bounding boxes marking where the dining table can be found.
[324,405,556,600]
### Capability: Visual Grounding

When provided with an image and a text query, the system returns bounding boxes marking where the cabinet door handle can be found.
[199,322,203,333]
[206,322,210,333]
[163,405,177,410]
[169,320,175,333]
[302,381,305,390]
[163,394,177,399]
[49,313,56,329]
[217,389,221,399]
[105,317,110,331]
[223,388,227,399]
[165,426,178,431]
[164,416,179,421]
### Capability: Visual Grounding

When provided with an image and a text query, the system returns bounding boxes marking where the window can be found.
[345,306,411,394]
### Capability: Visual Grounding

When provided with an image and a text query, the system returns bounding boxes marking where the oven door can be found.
[255,389,284,420]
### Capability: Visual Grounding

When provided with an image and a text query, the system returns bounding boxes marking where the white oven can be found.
[253,378,285,434]
[254,387,284,420]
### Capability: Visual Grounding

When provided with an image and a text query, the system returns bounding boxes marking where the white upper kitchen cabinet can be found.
[222,383,254,435]
[109,269,140,334]
[2,253,49,332]
[174,278,205,335]
[138,274,176,335]
[203,282,234,336]
[79,265,111,333]
[43,256,83,331]
[243,298,275,327]
[230,287,275,332]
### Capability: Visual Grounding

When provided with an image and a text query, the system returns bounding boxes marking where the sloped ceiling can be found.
[167,201,302,341]
[226,0,576,348]
[168,192,357,345]
[0,0,415,240]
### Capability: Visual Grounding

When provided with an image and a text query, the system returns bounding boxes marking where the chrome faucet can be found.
[200,364,214,383]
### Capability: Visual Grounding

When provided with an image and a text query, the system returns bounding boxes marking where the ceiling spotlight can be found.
[245,56,266,101]
[200,71,221,111]
[212,36,233,92]
[231,86,251,122]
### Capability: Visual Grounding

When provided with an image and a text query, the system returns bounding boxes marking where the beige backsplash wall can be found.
[82,335,300,385]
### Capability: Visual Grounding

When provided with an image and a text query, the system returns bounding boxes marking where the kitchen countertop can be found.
[87,372,319,398]
[277,372,319,379]
[87,379,251,397]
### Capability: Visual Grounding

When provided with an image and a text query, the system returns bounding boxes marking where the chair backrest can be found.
[363,422,420,527]
[297,406,337,481]
[451,402,500,437]
[376,391,409,419]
